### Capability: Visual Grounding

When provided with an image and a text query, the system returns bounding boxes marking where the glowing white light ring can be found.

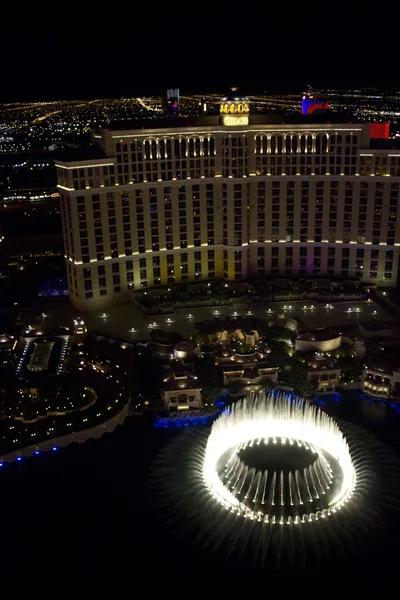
[202,394,356,523]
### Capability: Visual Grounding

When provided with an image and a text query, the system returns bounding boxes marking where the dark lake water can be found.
[2,392,400,595]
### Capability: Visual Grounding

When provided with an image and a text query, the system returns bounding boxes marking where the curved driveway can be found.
[0,401,130,463]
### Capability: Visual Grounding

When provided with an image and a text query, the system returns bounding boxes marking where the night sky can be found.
[1,12,398,103]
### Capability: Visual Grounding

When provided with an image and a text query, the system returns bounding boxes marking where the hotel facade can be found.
[56,97,400,311]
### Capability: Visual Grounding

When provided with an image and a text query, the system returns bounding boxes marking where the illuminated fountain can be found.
[149,391,400,569]
[204,394,354,524]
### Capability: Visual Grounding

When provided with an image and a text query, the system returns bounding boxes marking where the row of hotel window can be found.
[69,155,399,180]
[61,185,399,261]
[256,181,398,244]
[75,269,395,301]
[64,188,215,260]
[66,149,400,190]
[114,134,358,160]
[67,246,396,300]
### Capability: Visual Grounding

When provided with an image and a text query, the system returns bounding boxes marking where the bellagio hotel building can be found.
[56,96,400,311]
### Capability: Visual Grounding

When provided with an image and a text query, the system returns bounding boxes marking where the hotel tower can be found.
[56,94,400,310]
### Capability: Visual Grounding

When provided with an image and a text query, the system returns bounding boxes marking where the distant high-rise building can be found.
[163,89,179,117]
[199,97,208,115]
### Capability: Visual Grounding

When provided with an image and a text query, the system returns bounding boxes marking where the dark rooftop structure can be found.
[369,139,400,150]
[359,320,392,333]
[163,371,200,392]
[50,143,105,161]
[297,330,341,342]
[95,111,361,133]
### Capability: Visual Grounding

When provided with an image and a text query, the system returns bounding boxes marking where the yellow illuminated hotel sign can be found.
[223,115,249,126]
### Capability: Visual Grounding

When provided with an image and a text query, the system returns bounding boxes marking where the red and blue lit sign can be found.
[302,96,329,115]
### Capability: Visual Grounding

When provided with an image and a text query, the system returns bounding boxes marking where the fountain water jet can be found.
[203,392,354,521]
[149,391,400,569]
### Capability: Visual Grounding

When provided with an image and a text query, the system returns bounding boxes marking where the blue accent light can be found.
[154,412,217,429]
[16,456,23,461]
[52,446,58,451]
[0,462,4,467]
[34,450,41,455]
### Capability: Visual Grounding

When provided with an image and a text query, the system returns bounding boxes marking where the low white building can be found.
[162,369,202,411]
[295,329,342,352]
[362,365,400,399]
[306,354,341,391]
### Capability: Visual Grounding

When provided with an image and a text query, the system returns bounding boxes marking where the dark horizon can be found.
[2,80,400,104]
[3,10,398,104]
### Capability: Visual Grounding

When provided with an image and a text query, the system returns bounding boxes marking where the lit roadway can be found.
[0,400,130,463]
[32,100,100,124]
[32,109,64,124]
[137,98,162,112]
